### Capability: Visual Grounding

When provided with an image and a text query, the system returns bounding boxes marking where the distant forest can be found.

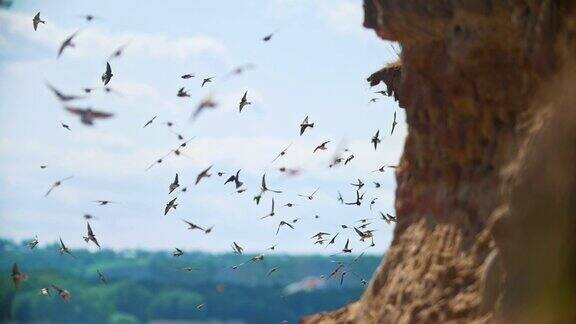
[0,238,381,323]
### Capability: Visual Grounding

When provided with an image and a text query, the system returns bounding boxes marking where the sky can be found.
[0,0,404,255]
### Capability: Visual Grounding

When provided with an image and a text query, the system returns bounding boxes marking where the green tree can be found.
[148,290,203,320]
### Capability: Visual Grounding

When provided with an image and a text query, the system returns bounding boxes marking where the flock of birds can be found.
[11,11,401,316]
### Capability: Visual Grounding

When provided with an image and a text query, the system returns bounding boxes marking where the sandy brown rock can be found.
[303,1,576,323]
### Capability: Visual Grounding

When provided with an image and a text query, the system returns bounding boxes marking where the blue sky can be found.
[0,0,404,254]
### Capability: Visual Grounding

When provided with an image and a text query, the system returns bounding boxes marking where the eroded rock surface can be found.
[303,1,576,323]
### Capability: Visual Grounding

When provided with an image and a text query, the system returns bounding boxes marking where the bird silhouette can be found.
[391,111,398,135]
[164,197,178,215]
[201,77,214,87]
[32,13,45,31]
[83,222,101,248]
[299,116,314,135]
[45,176,73,197]
[65,106,113,125]
[196,165,213,185]
[371,130,381,150]
[58,30,80,58]
[101,62,113,85]
[169,173,179,194]
[313,141,330,153]
[239,91,251,112]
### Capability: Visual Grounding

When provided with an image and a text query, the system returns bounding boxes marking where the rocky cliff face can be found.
[303,1,576,323]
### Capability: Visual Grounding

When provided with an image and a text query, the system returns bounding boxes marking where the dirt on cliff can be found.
[303,1,576,323]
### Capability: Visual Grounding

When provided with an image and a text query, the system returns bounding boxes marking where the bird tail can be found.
[83,236,89,243]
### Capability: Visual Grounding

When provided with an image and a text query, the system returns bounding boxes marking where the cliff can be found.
[303,1,576,323]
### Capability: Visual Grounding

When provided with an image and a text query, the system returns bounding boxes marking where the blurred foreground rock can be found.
[303,1,576,323]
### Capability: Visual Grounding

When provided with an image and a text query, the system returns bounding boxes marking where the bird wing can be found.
[33,14,40,30]
[65,106,85,116]
[87,223,93,235]
[92,110,114,119]
[105,62,111,75]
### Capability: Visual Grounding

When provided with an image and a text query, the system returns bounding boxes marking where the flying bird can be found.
[97,270,108,284]
[101,62,113,85]
[380,212,397,224]
[46,82,84,102]
[143,116,157,128]
[271,143,291,163]
[173,248,184,257]
[58,30,79,58]
[224,169,244,189]
[232,242,244,255]
[191,96,218,120]
[45,176,73,197]
[313,141,330,153]
[254,192,266,208]
[370,198,377,210]
[351,179,365,190]
[177,87,190,97]
[195,165,213,185]
[181,73,195,79]
[164,197,178,215]
[65,107,113,125]
[276,220,294,235]
[345,190,363,206]
[342,239,352,253]
[27,236,39,249]
[93,200,117,206]
[32,13,45,31]
[51,285,71,302]
[299,116,314,135]
[183,219,205,231]
[311,232,331,240]
[391,111,398,135]
[78,14,101,22]
[83,222,101,248]
[62,122,71,131]
[298,187,319,200]
[267,267,279,276]
[169,173,179,194]
[261,198,276,219]
[345,154,354,165]
[11,263,28,288]
[239,91,251,112]
[260,174,282,194]
[39,287,51,296]
[108,42,129,60]
[58,237,74,257]
[337,191,344,204]
[226,64,255,77]
[201,77,214,87]
[262,31,277,42]
[327,232,339,246]
[371,130,381,150]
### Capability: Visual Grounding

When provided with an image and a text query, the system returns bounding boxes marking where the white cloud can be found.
[0,11,226,61]
[324,1,365,36]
